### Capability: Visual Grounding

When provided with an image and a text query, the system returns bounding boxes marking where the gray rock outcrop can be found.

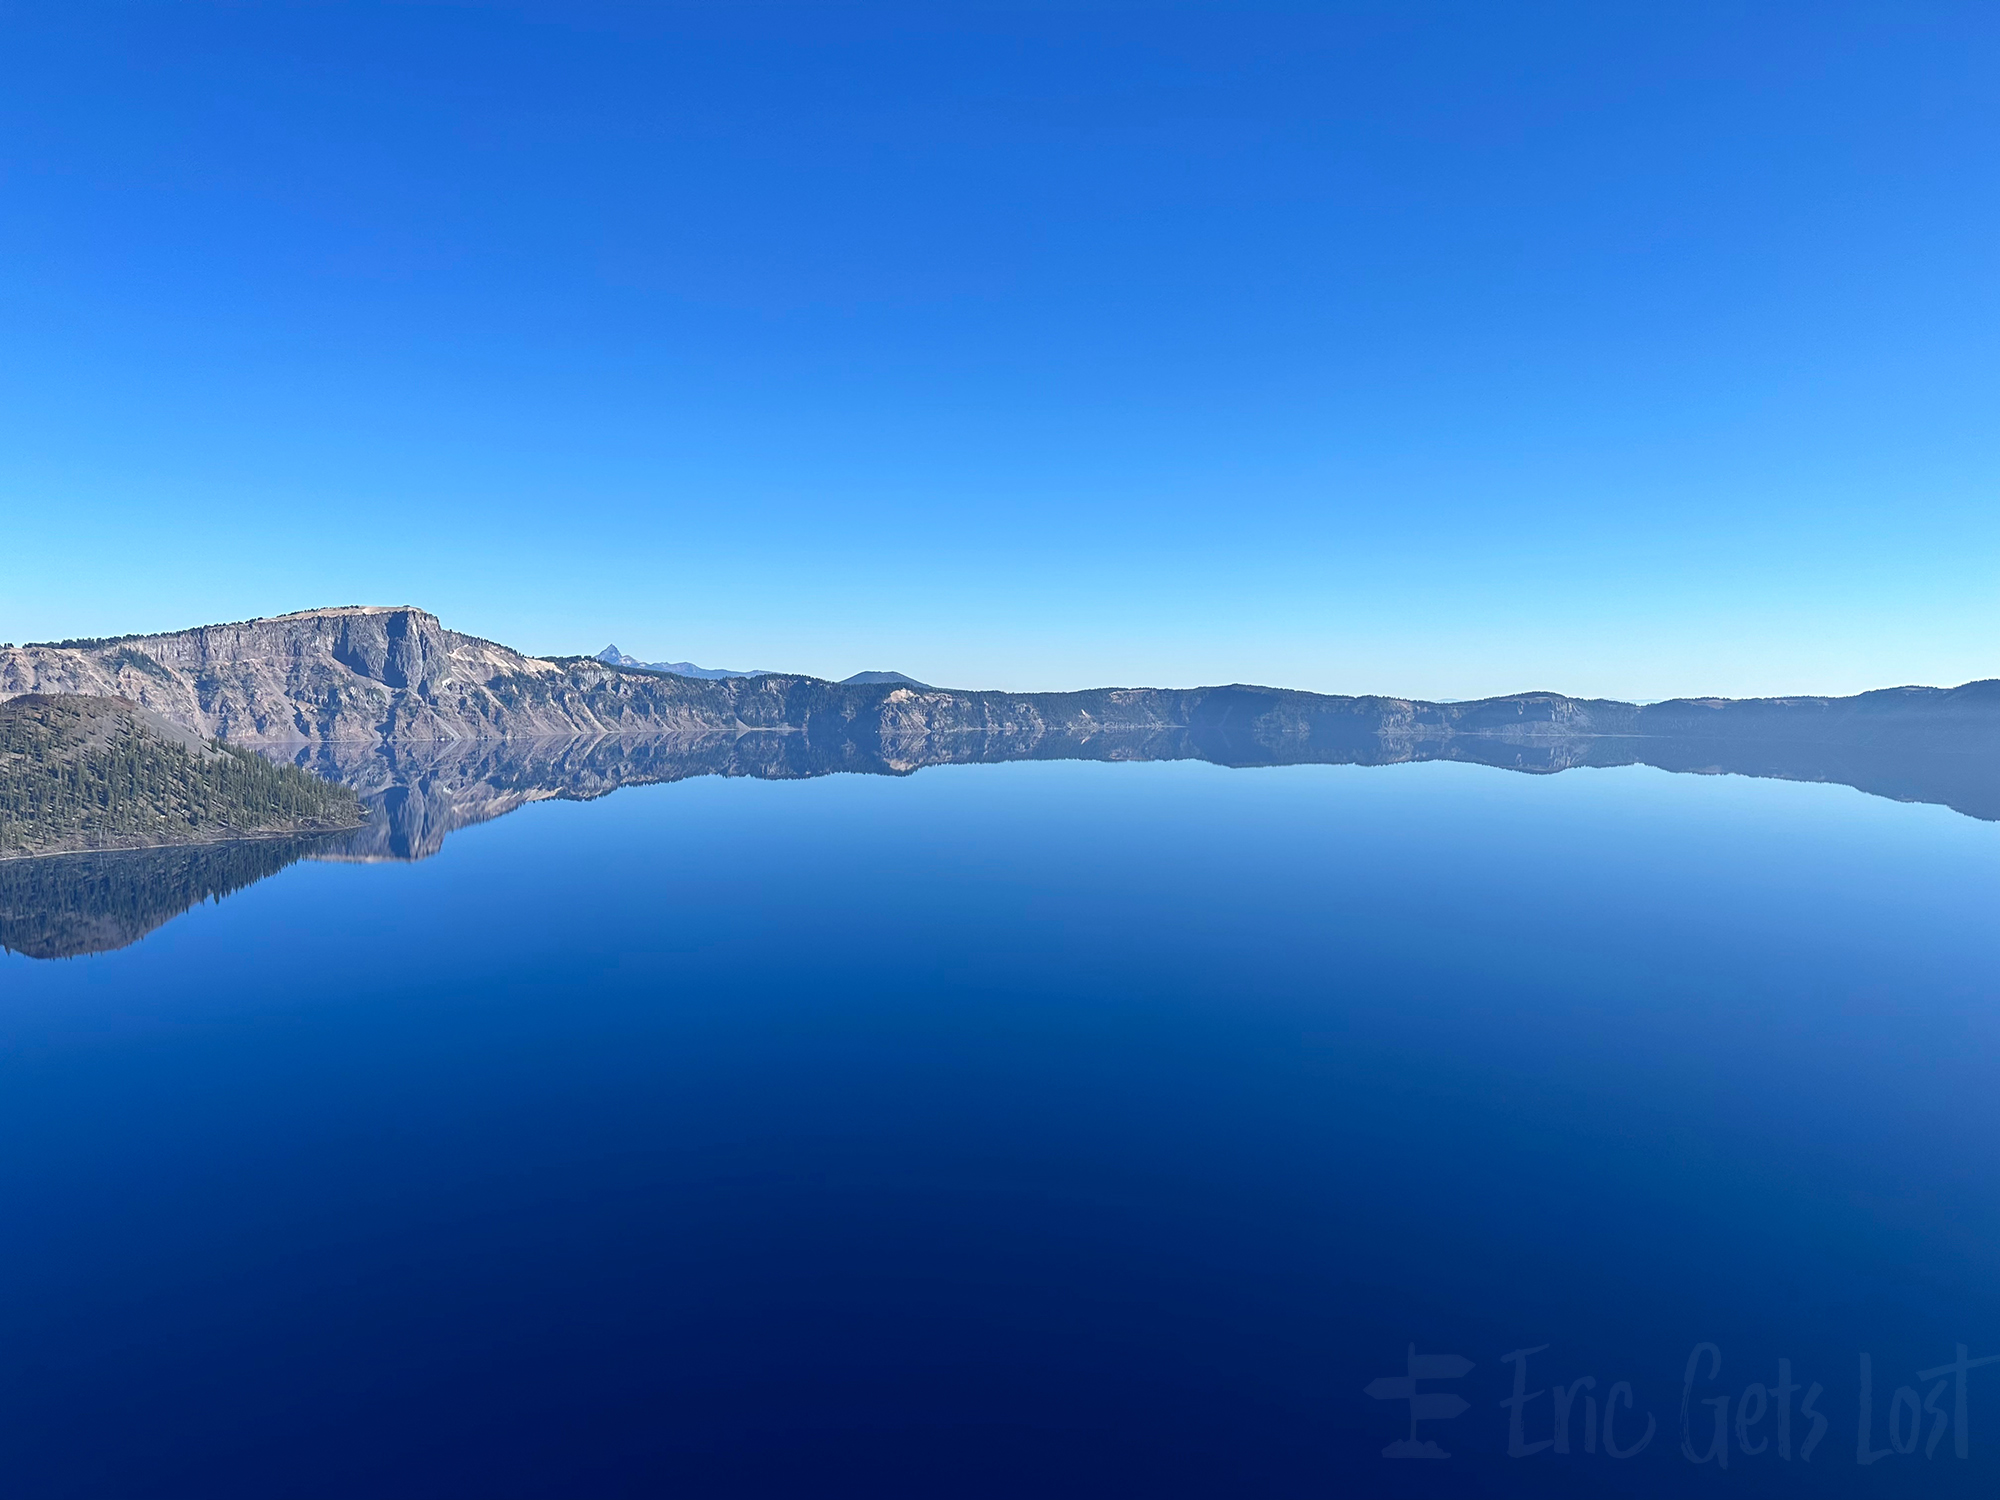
[5,607,1997,770]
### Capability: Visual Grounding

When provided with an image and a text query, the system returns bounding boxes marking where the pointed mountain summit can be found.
[593,646,772,681]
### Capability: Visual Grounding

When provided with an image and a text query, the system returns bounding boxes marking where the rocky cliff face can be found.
[5,606,1997,761]
[0,606,738,742]
[4,607,501,740]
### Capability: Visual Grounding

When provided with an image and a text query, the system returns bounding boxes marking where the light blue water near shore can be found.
[4,757,2000,1497]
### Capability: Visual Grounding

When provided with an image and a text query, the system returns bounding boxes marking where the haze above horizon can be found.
[3,4,1995,701]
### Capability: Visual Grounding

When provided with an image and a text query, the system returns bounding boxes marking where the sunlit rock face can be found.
[4,609,1998,806]
[0,607,587,742]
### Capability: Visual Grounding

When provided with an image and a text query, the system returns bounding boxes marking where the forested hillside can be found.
[0,695,363,857]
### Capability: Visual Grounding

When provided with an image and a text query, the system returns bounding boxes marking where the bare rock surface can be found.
[4,606,1997,767]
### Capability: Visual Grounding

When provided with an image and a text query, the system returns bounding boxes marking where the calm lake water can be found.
[4,756,2000,1496]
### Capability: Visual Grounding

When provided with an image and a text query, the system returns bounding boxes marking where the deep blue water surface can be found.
[5,758,2000,1496]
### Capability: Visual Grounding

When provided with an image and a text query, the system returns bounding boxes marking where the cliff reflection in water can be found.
[8,719,2000,959]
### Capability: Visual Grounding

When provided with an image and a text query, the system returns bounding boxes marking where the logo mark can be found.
[1367,1344,1474,1458]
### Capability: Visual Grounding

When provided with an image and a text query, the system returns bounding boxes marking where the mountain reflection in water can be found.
[6,721,1999,958]
[0,836,342,960]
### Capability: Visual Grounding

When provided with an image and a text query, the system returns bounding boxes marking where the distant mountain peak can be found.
[592,646,773,681]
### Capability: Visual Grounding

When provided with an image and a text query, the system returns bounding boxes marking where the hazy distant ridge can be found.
[593,646,774,681]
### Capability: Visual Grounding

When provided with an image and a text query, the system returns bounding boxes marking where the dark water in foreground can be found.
[3,757,2000,1496]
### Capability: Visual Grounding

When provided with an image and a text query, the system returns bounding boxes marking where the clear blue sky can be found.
[2,2,1995,699]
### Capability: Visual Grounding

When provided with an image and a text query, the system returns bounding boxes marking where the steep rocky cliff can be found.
[4,606,1997,761]
[1,607,589,741]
